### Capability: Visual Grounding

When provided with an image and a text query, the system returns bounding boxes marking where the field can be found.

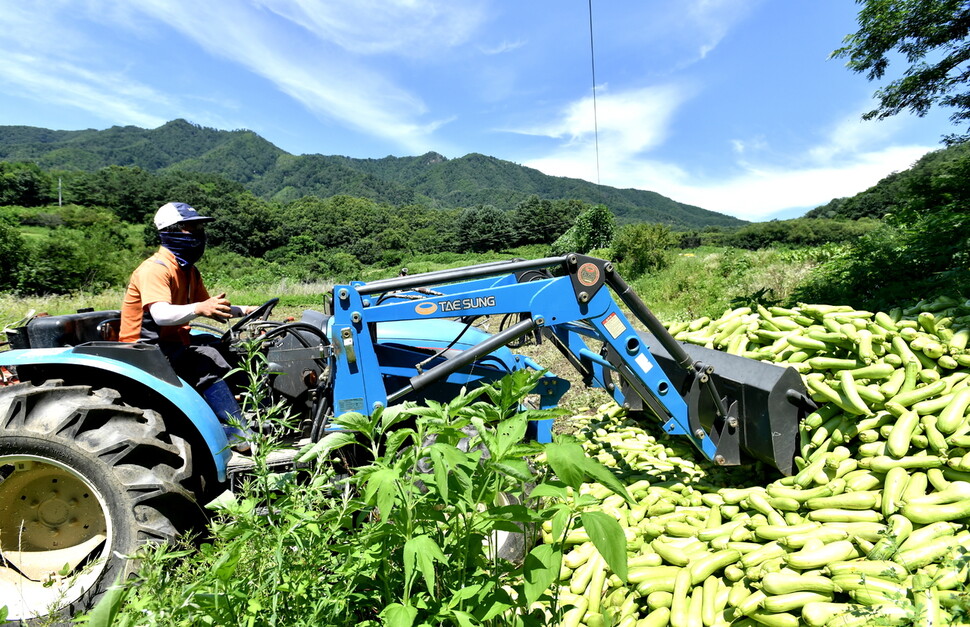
[9,245,970,626]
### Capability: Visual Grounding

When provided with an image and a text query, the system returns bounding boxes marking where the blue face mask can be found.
[160,230,207,268]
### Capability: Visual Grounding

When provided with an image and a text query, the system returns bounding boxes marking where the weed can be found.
[79,360,630,626]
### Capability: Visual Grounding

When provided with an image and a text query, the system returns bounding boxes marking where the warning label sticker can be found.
[602,312,626,339]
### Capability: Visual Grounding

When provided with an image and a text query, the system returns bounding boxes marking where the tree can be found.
[0,162,53,207]
[573,204,616,253]
[0,222,26,290]
[510,195,580,246]
[455,205,514,253]
[66,166,159,222]
[610,223,675,277]
[834,0,970,143]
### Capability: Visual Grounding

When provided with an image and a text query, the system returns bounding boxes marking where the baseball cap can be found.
[153,202,215,230]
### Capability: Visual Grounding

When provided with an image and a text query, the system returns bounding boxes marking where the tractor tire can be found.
[0,380,203,624]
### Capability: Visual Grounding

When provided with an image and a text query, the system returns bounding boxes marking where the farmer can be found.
[120,201,256,452]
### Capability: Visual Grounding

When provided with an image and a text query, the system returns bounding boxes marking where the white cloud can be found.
[684,0,761,60]
[254,0,486,56]
[113,0,454,152]
[0,51,169,128]
[514,84,693,151]
[0,0,472,152]
[480,39,526,55]
[644,145,931,220]
[521,86,935,221]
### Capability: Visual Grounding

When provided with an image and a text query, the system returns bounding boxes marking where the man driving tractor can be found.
[120,201,256,452]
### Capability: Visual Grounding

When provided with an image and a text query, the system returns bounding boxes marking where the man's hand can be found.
[195,293,233,322]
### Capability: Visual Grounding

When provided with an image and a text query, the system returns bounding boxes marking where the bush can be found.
[90,368,630,626]
[609,223,675,278]
[0,222,26,291]
[16,227,135,295]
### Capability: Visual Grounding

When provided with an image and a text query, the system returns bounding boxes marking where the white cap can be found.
[153,202,215,230]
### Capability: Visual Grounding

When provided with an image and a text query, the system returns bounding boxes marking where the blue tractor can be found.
[0,255,812,622]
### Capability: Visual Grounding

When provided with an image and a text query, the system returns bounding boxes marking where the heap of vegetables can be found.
[549,296,970,627]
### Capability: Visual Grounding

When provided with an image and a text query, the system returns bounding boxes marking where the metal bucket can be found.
[638,332,813,476]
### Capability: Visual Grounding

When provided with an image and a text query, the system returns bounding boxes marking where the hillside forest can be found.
[0,138,967,317]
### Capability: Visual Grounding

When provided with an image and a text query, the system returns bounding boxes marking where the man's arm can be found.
[150,293,254,325]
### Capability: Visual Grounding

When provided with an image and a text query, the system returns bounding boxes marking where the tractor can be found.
[0,254,812,622]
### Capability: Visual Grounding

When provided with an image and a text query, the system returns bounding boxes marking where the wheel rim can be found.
[0,454,113,619]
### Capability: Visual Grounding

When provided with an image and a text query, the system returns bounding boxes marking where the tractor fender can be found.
[0,343,231,482]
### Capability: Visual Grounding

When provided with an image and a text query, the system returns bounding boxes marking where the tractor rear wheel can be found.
[0,380,202,623]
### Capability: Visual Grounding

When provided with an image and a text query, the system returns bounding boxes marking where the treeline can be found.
[0,120,747,228]
[3,139,967,312]
[794,142,970,309]
[688,218,880,250]
[0,162,590,293]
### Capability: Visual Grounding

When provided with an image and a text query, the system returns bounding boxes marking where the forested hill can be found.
[0,119,745,229]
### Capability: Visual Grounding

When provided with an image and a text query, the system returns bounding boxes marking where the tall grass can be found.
[629,247,818,322]
[1,246,821,332]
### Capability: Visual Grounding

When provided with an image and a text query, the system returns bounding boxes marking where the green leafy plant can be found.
[82,358,631,626]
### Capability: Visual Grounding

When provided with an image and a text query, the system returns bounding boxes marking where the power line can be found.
[588,0,601,185]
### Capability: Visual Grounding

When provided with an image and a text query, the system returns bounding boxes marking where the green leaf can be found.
[383,428,416,461]
[522,543,561,606]
[580,456,633,505]
[495,414,528,457]
[204,489,238,512]
[429,445,450,502]
[380,404,412,432]
[382,602,417,627]
[447,583,482,607]
[332,411,372,437]
[551,506,571,541]
[543,441,587,489]
[404,535,447,596]
[82,580,128,627]
[527,482,568,501]
[580,510,628,582]
[450,610,477,627]
[363,466,401,519]
[297,431,356,462]
[475,586,515,621]
[492,460,534,483]
[402,403,440,417]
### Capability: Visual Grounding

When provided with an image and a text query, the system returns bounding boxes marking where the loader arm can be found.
[328,254,812,475]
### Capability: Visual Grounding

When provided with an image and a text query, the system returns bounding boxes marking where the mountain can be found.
[806,141,970,221]
[0,119,747,229]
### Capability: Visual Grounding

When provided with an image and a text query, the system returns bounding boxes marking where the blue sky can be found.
[0,1,956,221]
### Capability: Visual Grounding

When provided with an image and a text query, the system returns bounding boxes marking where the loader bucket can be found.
[638,332,812,476]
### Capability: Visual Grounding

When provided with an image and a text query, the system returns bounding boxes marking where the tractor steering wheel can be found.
[221,297,279,344]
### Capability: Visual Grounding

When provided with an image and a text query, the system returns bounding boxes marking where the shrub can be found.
[89,367,630,626]
[609,223,675,277]
[0,222,26,291]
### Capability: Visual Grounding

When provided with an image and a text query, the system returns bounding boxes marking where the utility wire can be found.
[588,0,601,185]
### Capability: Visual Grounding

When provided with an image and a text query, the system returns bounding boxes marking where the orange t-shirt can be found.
[120,247,209,344]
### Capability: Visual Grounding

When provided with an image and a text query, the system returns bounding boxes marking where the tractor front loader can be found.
[0,254,812,622]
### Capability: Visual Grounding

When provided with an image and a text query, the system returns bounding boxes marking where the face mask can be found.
[160,230,207,268]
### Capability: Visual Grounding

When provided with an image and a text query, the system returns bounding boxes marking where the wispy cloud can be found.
[255,0,487,56]
[0,48,169,129]
[480,39,526,55]
[684,0,762,60]
[647,145,931,220]
[516,84,693,150]
[133,0,495,151]
[0,1,483,152]
[521,86,934,220]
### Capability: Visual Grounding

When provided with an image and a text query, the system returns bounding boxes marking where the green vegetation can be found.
[84,366,630,626]
[834,0,970,144]
[797,143,970,310]
[0,120,746,229]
